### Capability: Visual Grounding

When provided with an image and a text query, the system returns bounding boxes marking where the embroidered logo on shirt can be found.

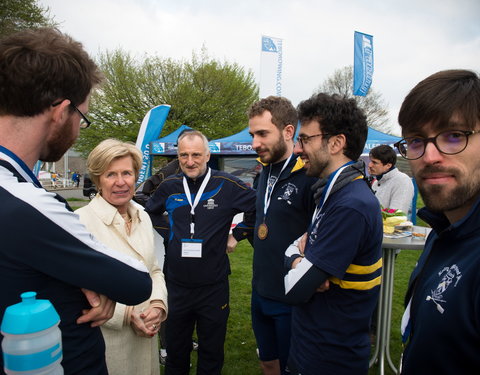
[278,182,298,205]
[426,264,462,314]
[203,198,218,210]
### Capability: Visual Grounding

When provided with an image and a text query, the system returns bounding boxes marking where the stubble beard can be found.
[260,137,288,164]
[40,116,77,162]
[418,166,480,213]
[305,158,329,177]
[304,143,330,177]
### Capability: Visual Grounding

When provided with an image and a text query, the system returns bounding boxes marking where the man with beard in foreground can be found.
[284,93,383,375]
[396,70,480,374]
[248,96,317,375]
[0,28,152,374]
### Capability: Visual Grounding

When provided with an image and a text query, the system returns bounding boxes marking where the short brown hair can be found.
[247,96,298,131]
[398,69,480,135]
[87,139,142,188]
[0,27,103,117]
[369,145,396,166]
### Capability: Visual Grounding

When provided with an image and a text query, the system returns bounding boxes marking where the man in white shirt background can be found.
[368,145,415,216]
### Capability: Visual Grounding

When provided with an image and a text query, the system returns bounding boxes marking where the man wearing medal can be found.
[283,93,383,375]
[248,96,317,375]
[145,130,256,375]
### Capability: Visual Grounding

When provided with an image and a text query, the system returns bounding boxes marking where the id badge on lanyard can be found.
[181,168,211,258]
[181,239,203,258]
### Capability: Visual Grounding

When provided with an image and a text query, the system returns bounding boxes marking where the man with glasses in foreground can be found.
[0,28,153,374]
[396,69,480,374]
[284,93,383,374]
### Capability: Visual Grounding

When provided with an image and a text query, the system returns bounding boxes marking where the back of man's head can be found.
[398,69,480,134]
[369,145,397,166]
[248,96,298,131]
[0,27,103,117]
[297,93,368,161]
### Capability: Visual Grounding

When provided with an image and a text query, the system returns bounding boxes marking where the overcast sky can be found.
[41,0,480,134]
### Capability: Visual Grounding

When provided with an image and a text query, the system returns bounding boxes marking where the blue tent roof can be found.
[208,127,255,155]
[150,125,401,156]
[363,127,401,154]
[150,125,191,155]
[213,127,251,142]
[158,125,192,142]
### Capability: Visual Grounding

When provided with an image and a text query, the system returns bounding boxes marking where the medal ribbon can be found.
[311,161,354,225]
[263,154,292,218]
[182,167,211,237]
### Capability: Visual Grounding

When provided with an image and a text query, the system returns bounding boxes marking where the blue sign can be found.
[353,31,374,96]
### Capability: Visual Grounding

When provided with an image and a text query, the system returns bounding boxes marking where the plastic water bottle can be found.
[1,292,63,375]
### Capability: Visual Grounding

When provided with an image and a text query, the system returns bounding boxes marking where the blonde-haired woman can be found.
[77,139,167,375]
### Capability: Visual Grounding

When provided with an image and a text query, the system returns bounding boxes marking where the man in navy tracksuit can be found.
[146,130,256,375]
[396,70,480,374]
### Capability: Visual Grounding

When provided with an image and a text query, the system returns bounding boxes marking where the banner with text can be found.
[260,35,283,98]
[135,104,171,184]
[353,31,374,96]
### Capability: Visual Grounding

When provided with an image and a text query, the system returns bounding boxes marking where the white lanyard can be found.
[311,163,351,225]
[182,167,211,236]
[0,146,39,186]
[263,154,292,216]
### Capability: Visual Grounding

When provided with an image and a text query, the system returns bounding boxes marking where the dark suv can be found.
[82,173,97,200]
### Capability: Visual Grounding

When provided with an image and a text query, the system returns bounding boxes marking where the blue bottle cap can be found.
[1,292,60,334]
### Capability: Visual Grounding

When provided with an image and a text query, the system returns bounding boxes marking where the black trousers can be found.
[165,279,230,375]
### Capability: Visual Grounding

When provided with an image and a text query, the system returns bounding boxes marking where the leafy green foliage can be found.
[0,0,57,36]
[75,48,259,157]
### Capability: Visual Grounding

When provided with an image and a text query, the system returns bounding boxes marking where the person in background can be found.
[368,144,415,215]
[51,171,57,188]
[367,144,415,339]
[72,171,81,187]
[284,93,382,375]
[248,96,317,375]
[146,130,256,375]
[0,28,152,374]
[77,139,168,375]
[396,70,480,374]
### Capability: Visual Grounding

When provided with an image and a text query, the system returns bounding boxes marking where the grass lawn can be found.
[173,242,422,375]
[68,197,89,211]
[166,195,429,374]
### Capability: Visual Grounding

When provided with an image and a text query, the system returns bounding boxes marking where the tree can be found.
[316,66,391,133]
[75,48,259,157]
[0,0,57,37]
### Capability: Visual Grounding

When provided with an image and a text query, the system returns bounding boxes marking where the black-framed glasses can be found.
[297,133,330,148]
[52,100,91,129]
[394,130,478,160]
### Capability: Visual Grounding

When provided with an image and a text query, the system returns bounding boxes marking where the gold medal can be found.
[258,223,268,240]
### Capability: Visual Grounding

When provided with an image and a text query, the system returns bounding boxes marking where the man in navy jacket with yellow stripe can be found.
[284,93,383,375]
